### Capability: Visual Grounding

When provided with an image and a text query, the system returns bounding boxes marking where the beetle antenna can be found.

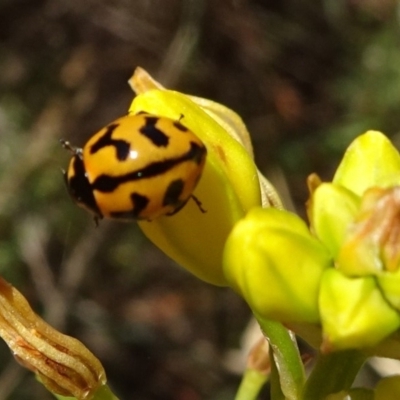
[60,139,82,156]
[191,195,206,213]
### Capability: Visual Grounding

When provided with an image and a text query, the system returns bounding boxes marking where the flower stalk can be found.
[235,338,271,400]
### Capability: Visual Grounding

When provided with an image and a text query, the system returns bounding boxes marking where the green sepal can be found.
[378,269,400,311]
[319,269,400,350]
[311,183,360,258]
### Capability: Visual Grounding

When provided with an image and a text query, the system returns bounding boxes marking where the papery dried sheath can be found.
[0,277,106,399]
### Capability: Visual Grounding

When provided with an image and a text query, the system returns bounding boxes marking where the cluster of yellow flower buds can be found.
[129,70,400,355]
[225,130,400,354]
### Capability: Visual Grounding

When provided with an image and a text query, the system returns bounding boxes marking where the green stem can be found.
[270,353,285,400]
[302,350,367,400]
[256,316,305,400]
[92,384,120,400]
[235,369,268,400]
[53,384,119,400]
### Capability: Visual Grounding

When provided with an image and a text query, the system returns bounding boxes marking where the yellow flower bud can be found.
[224,207,331,323]
[333,130,400,195]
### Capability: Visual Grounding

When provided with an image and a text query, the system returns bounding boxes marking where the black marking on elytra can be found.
[66,156,102,218]
[92,141,206,193]
[163,179,184,207]
[139,116,169,147]
[90,123,131,161]
[188,141,207,164]
[110,192,149,220]
[173,120,189,132]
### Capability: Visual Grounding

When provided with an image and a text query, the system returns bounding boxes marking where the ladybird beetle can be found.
[62,113,207,222]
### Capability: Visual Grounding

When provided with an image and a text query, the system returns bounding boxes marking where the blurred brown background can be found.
[0,0,399,399]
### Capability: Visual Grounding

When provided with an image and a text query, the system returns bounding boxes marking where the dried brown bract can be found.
[0,277,106,399]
